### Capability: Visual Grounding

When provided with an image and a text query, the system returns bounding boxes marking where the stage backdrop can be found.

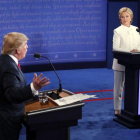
[0,0,107,67]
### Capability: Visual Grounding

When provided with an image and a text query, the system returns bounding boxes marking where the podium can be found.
[22,89,84,140]
[113,50,140,128]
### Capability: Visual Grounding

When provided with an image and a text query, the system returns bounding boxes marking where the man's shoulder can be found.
[0,55,17,71]
[0,55,12,65]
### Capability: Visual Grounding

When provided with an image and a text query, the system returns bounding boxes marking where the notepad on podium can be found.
[55,93,97,106]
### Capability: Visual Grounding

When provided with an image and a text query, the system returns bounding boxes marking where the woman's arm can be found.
[113,30,122,51]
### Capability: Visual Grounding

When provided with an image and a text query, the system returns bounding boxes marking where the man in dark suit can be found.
[0,32,50,140]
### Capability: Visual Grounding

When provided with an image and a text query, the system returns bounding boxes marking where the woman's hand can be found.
[33,73,50,90]
[130,49,139,52]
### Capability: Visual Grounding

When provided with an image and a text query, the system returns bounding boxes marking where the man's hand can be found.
[33,73,50,90]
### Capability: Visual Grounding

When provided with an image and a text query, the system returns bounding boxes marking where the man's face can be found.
[17,41,28,60]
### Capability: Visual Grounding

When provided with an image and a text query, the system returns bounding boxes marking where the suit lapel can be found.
[3,55,27,85]
[16,65,27,85]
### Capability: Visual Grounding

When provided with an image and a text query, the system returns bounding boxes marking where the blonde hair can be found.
[119,7,133,24]
[1,32,28,55]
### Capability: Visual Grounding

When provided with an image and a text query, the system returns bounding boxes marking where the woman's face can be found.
[120,11,132,27]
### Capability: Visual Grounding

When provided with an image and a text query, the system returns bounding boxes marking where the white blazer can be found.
[112,25,140,71]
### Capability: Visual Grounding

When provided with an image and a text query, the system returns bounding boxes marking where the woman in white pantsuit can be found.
[112,7,140,115]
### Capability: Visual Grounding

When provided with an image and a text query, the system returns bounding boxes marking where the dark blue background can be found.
[0,0,139,72]
[0,0,107,66]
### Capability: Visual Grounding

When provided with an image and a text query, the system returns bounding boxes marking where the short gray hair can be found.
[1,32,28,55]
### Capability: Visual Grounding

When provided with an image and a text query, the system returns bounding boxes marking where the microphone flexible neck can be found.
[40,55,62,92]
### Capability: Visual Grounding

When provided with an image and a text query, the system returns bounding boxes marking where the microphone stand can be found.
[41,56,62,98]
[34,54,62,99]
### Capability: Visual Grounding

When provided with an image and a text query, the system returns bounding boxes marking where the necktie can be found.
[18,62,21,69]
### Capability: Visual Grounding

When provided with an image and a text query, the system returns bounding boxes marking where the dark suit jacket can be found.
[0,55,34,140]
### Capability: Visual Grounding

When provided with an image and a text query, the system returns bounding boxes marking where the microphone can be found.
[34,53,41,58]
[34,53,62,99]
[136,28,140,33]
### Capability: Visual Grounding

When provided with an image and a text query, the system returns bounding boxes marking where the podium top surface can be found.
[112,50,140,55]
[24,89,84,116]
[112,50,140,66]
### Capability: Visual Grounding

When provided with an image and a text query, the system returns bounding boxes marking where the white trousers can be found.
[114,70,125,110]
